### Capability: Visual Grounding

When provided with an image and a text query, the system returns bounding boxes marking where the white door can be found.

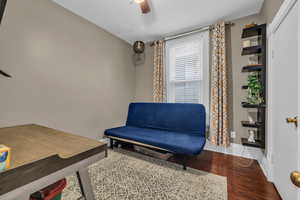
[271,1,300,199]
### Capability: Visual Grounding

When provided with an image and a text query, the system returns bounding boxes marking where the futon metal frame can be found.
[108,136,189,170]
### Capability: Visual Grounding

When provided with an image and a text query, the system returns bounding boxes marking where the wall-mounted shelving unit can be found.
[242,64,263,72]
[241,102,266,108]
[241,138,264,148]
[240,24,267,149]
[242,45,262,55]
[241,121,262,128]
[242,24,265,38]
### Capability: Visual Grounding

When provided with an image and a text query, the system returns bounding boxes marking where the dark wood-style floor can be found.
[169,150,282,200]
[121,144,282,200]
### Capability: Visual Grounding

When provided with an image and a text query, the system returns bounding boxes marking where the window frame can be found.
[165,30,210,117]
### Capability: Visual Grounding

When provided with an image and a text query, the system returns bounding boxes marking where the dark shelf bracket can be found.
[242,85,249,90]
[0,70,12,78]
[241,102,266,109]
[241,45,262,56]
[241,138,265,148]
[242,24,266,38]
[242,65,264,72]
[241,121,262,128]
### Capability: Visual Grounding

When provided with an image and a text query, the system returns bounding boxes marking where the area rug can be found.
[62,149,227,200]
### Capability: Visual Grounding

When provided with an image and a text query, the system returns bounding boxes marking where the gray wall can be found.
[0,0,284,142]
[134,45,154,102]
[134,0,284,144]
[260,0,285,23]
[0,0,135,139]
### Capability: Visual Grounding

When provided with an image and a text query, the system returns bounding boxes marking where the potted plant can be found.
[246,72,264,105]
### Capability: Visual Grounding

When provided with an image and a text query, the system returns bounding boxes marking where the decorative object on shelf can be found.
[250,36,260,46]
[248,55,259,65]
[248,130,256,143]
[242,40,251,48]
[242,36,260,48]
[246,72,264,105]
[244,22,257,29]
[132,41,146,66]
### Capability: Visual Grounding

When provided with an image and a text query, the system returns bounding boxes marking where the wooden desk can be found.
[0,124,107,200]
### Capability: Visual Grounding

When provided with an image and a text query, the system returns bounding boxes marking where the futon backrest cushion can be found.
[126,103,206,137]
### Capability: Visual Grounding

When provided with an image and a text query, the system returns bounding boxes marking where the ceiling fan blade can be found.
[140,0,151,14]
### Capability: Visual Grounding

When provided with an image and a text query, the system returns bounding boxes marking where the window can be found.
[165,31,210,110]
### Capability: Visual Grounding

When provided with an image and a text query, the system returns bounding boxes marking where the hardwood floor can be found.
[169,150,282,200]
[120,144,282,200]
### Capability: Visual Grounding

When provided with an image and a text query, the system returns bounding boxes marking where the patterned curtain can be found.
[209,22,230,147]
[153,40,165,102]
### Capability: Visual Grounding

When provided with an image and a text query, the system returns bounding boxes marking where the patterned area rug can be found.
[63,149,227,200]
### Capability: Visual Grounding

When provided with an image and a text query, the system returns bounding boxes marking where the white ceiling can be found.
[52,0,264,44]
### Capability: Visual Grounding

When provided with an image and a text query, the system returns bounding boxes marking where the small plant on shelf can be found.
[246,72,264,105]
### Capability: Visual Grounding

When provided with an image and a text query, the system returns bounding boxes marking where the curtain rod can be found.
[164,26,210,41]
[150,22,234,46]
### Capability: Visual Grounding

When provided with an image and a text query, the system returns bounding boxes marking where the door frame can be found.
[267,0,299,182]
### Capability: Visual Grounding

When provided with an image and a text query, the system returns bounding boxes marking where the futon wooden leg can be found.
[181,155,188,170]
[110,138,113,149]
[76,168,95,200]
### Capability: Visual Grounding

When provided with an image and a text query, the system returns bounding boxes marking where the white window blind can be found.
[165,30,210,111]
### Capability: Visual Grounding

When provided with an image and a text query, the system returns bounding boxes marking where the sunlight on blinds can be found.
[166,30,209,107]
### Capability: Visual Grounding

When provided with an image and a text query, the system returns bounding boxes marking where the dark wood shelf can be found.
[241,121,262,128]
[241,102,266,108]
[242,45,262,56]
[242,65,264,72]
[241,138,264,148]
[242,24,266,38]
[0,70,11,78]
[242,85,248,89]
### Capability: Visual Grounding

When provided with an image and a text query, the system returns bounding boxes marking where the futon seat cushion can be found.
[105,126,206,155]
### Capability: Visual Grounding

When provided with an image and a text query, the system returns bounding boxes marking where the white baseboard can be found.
[204,139,263,159]
[204,140,270,180]
[258,155,272,181]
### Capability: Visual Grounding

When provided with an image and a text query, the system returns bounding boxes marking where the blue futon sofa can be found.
[104,103,206,169]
